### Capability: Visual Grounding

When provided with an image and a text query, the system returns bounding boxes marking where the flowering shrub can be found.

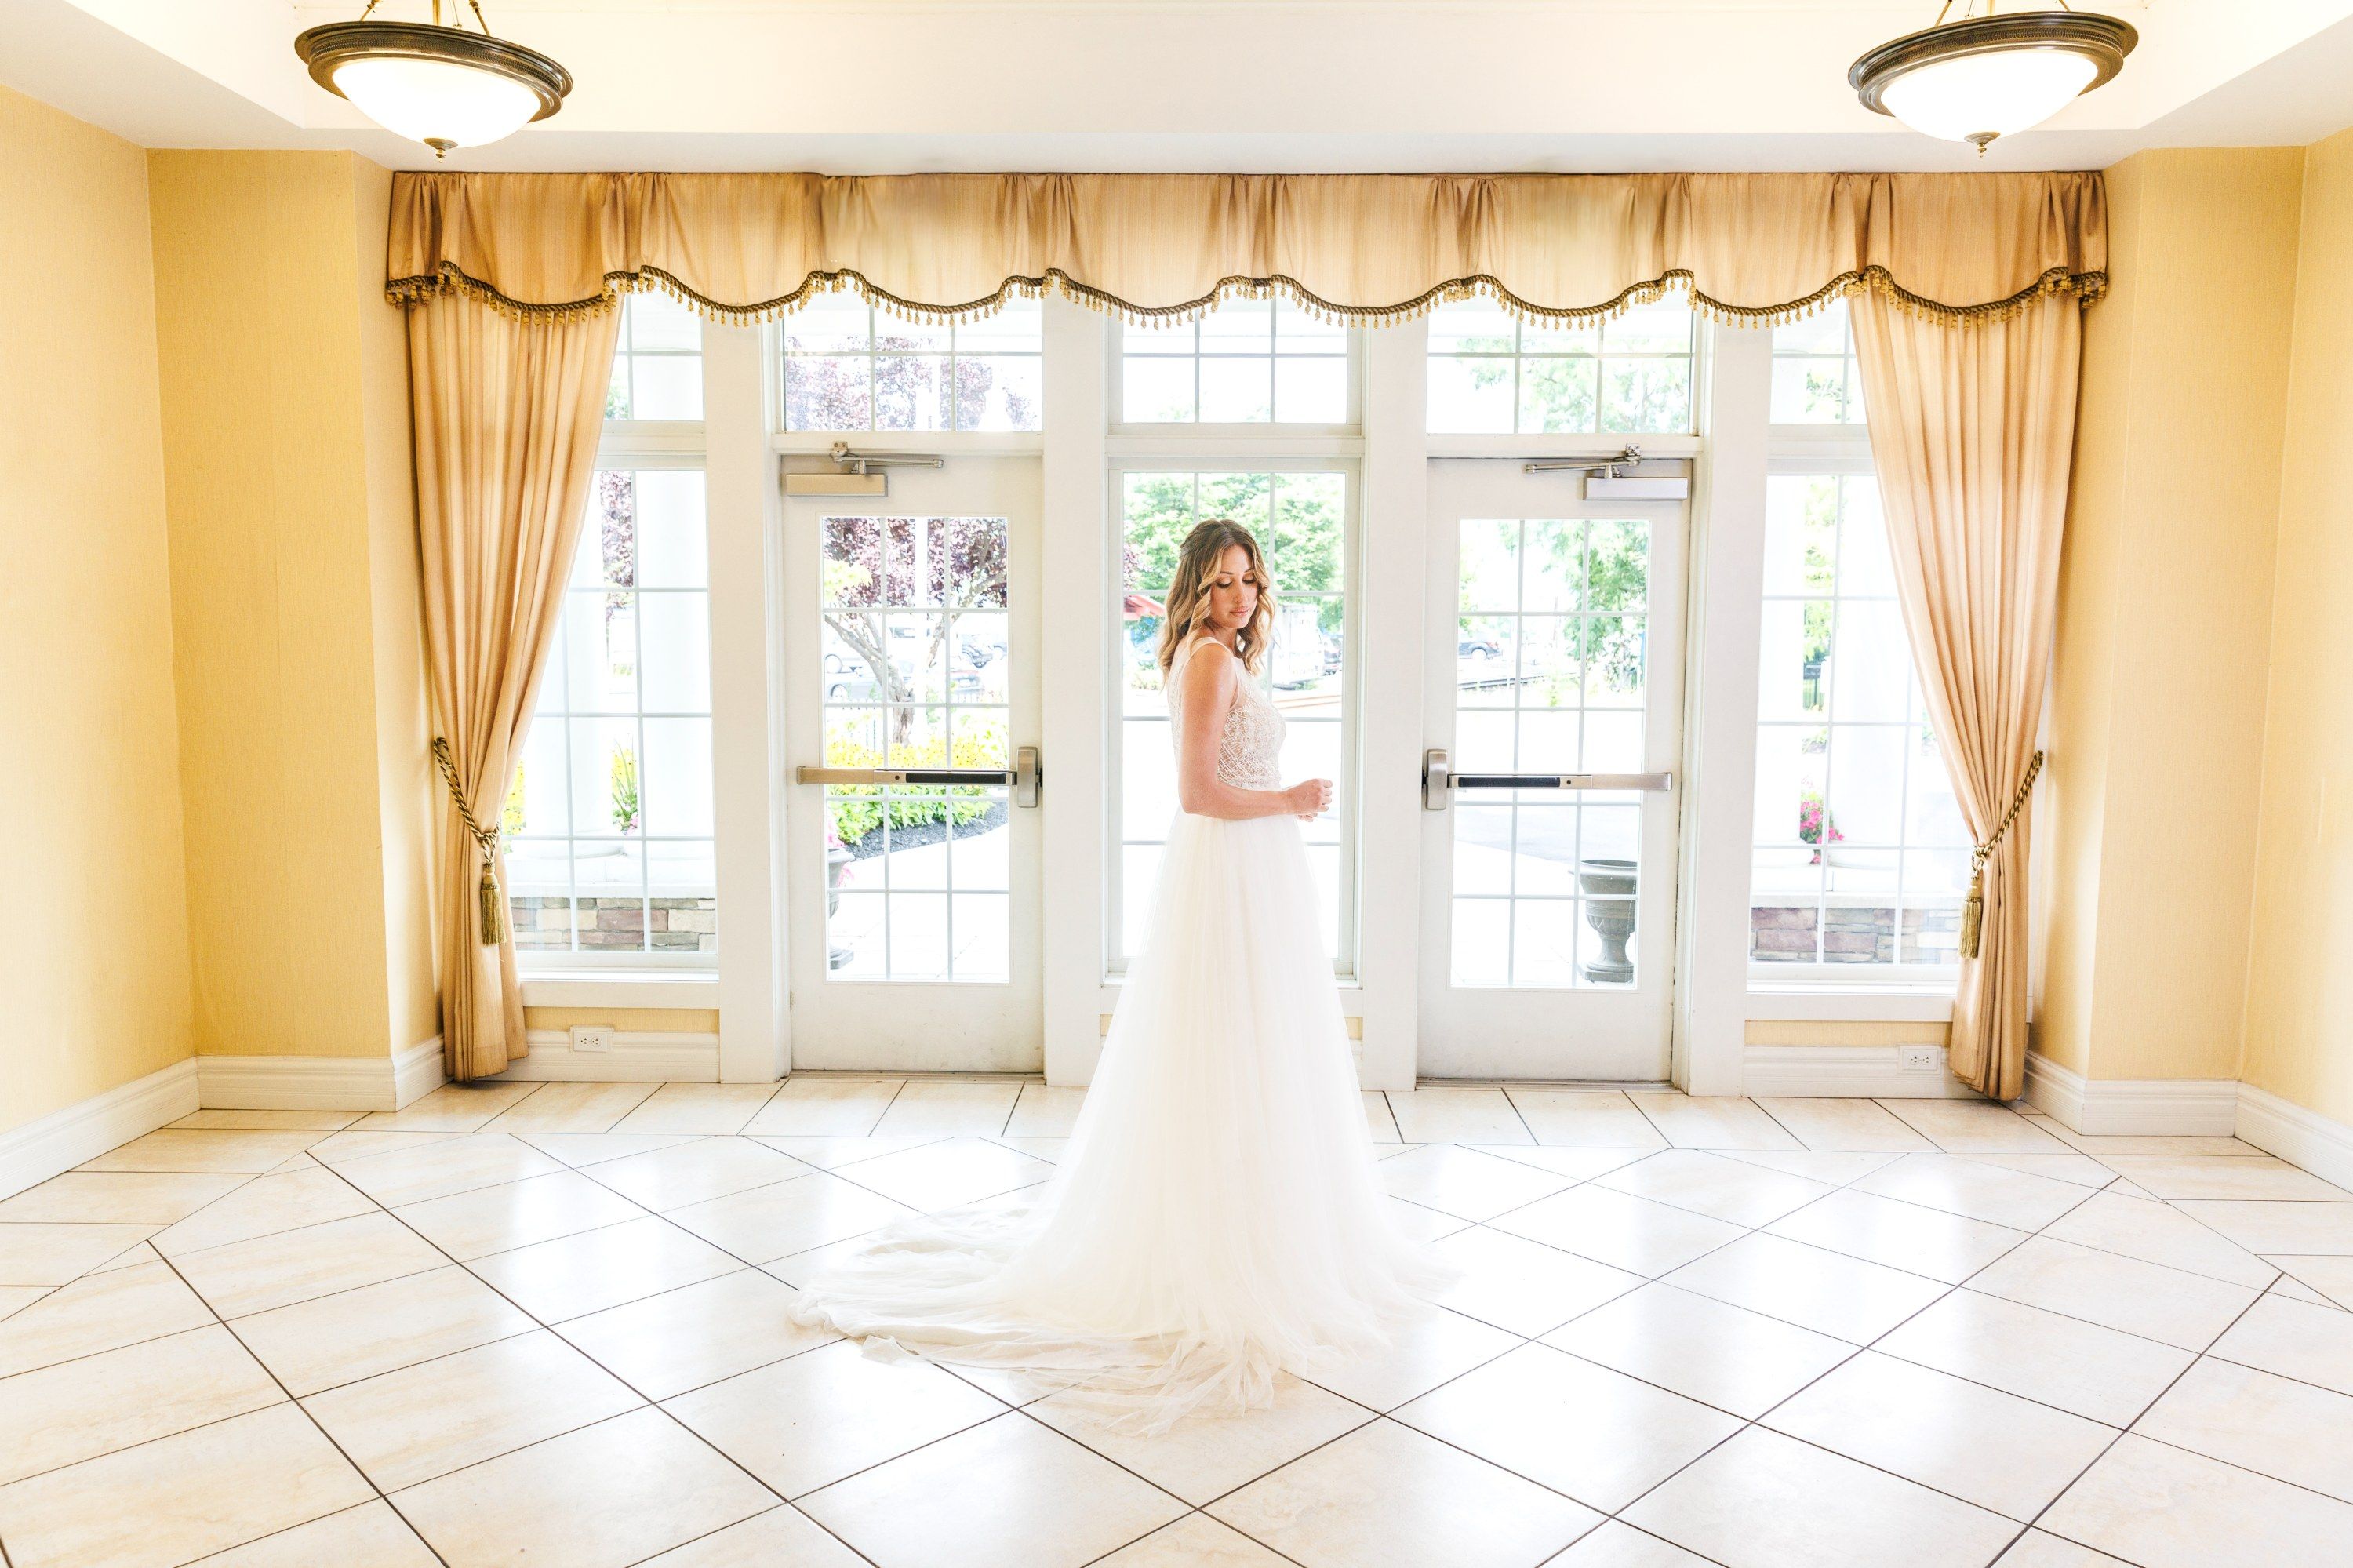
[824,726,1002,846]
[1798,787,1843,864]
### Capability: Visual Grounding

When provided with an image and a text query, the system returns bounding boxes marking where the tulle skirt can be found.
[785,809,1449,1429]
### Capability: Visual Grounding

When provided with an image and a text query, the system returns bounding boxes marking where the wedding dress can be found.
[786,634,1446,1428]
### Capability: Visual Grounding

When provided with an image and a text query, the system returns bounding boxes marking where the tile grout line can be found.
[2001,1284,2284,1568]
[147,1242,459,1568]
[11,1094,2351,1568]
[1414,1119,2180,1546]
[295,1151,817,1563]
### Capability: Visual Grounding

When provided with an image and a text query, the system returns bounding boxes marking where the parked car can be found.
[1458,635,1507,686]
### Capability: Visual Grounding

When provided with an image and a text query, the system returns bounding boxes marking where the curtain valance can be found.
[387,170,2105,330]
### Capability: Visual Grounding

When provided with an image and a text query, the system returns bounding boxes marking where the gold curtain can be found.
[1849,291,2082,1102]
[410,291,622,1081]
[387,171,2105,328]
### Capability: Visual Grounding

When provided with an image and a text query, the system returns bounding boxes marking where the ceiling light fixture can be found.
[1849,2,2137,155]
[294,0,571,159]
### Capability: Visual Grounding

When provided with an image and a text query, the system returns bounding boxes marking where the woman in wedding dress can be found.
[787,518,1445,1428]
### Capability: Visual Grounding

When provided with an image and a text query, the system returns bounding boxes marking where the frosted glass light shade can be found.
[294,20,570,155]
[1878,48,2100,144]
[1850,11,2137,152]
[330,56,544,150]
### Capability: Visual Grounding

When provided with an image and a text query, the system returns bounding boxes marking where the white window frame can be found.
[773,297,1047,438]
[522,314,791,1086]
[1423,300,1704,440]
[1102,453,1367,982]
[518,297,719,977]
[518,447,719,976]
[1106,309,1366,439]
[1750,447,1966,988]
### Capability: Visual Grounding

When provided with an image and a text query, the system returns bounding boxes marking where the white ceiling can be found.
[5,0,2352,172]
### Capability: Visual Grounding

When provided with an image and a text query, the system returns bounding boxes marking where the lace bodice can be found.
[1166,638,1286,791]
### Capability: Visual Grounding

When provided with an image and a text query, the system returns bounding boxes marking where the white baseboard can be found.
[2023,1052,2241,1137]
[394,1037,446,1108]
[195,1036,446,1115]
[2237,1083,2353,1192]
[1742,1045,1984,1100]
[489,1030,720,1083]
[0,1059,200,1200]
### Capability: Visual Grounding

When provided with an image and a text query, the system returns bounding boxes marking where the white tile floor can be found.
[2,1081,2351,1567]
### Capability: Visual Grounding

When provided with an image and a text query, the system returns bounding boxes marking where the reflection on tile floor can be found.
[2,1080,2351,1567]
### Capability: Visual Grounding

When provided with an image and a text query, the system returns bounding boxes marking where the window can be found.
[606,293,705,420]
[1749,473,1966,973]
[1769,297,1867,424]
[1427,297,1696,434]
[1115,467,1354,968]
[507,467,718,960]
[782,295,1042,432]
[1452,516,1655,988]
[817,515,1013,982]
[1118,297,1350,424]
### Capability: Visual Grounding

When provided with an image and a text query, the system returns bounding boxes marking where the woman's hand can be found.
[1286,778,1333,821]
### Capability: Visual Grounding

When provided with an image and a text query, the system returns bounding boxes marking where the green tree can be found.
[1120,471,1348,640]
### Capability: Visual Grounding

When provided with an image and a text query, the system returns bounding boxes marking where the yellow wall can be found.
[2241,126,2353,1126]
[0,87,195,1133]
[1744,1020,1948,1048]
[147,151,436,1062]
[2039,147,2305,1083]
[525,1008,721,1035]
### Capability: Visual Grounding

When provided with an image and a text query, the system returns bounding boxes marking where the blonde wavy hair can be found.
[1157,518,1275,676]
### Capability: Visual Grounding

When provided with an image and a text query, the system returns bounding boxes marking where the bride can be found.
[787,518,1445,1428]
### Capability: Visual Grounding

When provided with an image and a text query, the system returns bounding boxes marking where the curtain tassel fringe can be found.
[478,859,506,946]
[434,737,507,948]
[1957,867,1985,962]
[1958,749,2045,960]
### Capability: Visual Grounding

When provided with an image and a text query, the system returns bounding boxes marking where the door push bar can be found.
[1422,748,1673,813]
[799,745,1043,809]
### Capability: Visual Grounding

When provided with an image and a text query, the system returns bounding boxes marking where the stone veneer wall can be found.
[1751,902,1958,966]
[511,896,717,952]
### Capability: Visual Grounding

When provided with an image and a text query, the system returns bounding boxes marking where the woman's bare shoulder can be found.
[1176,638,1238,699]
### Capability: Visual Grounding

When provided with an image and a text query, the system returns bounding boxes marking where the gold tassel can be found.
[434,737,508,948]
[1958,864,1985,960]
[478,856,506,946]
[1958,750,2045,962]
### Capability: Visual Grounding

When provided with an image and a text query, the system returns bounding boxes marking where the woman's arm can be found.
[1172,644,1328,820]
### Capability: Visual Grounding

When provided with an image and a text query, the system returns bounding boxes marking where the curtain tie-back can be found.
[433,737,506,946]
[1958,749,2045,960]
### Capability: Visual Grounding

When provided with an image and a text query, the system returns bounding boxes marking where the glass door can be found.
[1417,460,1689,1080]
[782,459,1043,1070]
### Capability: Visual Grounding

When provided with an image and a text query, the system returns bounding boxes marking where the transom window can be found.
[1118,297,1351,424]
[1770,299,1867,424]
[1427,297,1697,435]
[606,294,705,421]
[1115,467,1354,968]
[782,296,1042,432]
[508,467,718,960]
[1750,473,1966,973]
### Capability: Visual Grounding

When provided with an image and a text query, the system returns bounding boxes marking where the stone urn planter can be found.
[1577,857,1638,984]
[825,843,856,969]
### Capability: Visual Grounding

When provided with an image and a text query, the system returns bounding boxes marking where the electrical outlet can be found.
[569,1024,613,1053]
[1900,1046,1939,1071]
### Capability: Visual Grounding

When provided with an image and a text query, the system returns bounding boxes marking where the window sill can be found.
[521,973,722,1011]
[1745,985,1954,1024]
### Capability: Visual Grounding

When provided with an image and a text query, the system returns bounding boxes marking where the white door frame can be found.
[1414,461,1691,1082]
[706,322,791,1083]
[778,458,1046,1071]
[1675,320,1772,1098]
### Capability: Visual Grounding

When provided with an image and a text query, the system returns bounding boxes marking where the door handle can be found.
[1423,748,1670,811]
[798,745,1043,808]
